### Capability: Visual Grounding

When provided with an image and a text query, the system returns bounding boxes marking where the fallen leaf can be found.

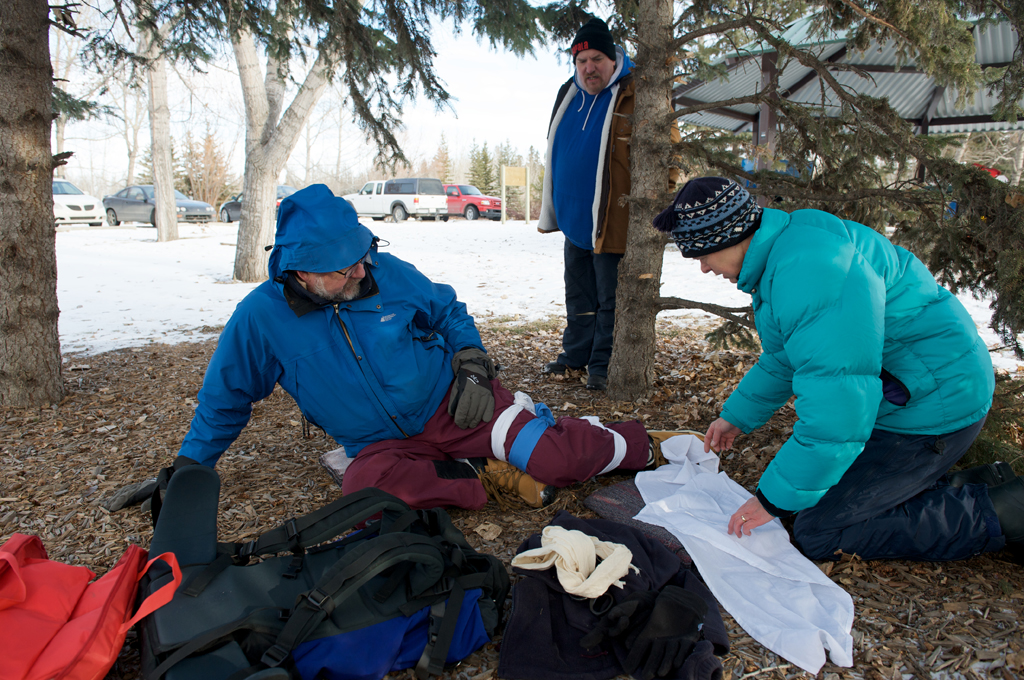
[474,522,502,541]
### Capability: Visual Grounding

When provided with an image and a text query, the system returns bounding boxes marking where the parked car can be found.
[218,185,298,223]
[53,179,104,227]
[443,184,501,221]
[102,185,215,226]
[343,178,448,221]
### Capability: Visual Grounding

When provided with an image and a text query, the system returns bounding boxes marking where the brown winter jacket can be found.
[538,71,680,254]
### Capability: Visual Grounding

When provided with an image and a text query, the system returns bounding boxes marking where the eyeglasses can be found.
[336,249,373,279]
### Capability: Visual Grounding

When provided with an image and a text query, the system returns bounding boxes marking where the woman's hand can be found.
[727,496,774,537]
[704,418,741,454]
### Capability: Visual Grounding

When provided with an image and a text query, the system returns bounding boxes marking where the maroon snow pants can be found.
[341,379,649,510]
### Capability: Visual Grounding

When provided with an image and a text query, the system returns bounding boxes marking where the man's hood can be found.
[573,45,633,93]
[268,184,375,280]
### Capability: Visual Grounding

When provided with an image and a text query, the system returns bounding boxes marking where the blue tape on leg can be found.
[507,405,556,471]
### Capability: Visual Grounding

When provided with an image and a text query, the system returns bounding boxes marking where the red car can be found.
[444,184,502,221]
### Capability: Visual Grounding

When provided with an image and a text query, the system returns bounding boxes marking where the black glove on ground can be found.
[579,590,658,649]
[103,479,158,512]
[448,348,497,429]
[623,585,708,680]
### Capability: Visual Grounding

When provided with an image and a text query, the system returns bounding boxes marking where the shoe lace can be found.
[479,465,531,510]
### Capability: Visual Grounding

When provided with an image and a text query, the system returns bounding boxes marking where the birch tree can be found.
[142,24,178,241]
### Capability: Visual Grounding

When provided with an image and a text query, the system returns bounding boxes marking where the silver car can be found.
[103,185,215,225]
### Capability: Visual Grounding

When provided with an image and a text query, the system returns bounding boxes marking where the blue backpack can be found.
[137,464,508,680]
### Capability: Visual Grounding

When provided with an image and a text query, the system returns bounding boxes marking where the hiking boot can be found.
[947,461,1015,488]
[586,374,608,391]
[647,430,706,469]
[542,361,583,375]
[988,476,1024,544]
[467,458,557,509]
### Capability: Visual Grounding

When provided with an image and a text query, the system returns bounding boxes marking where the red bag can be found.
[0,533,181,680]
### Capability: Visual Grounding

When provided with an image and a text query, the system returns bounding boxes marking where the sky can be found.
[55,219,1023,378]
[55,20,575,199]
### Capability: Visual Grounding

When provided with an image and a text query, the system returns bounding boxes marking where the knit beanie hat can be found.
[652,177,762,258]
[572,18,616,62]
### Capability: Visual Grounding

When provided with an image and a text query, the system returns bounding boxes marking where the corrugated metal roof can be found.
[674,15,1024,134]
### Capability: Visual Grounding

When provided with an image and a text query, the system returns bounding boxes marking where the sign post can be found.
[501,166,530,224]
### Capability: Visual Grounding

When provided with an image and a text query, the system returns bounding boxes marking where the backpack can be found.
[0,533,180,680]
[137,464,509,680]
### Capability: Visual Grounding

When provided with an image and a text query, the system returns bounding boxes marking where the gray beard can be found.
[311,276,360,302]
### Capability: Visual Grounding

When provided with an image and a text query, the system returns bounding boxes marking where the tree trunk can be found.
[0,0,64,407]
[231,28,330,282]
[54,115,66,178]
[1012,131,1023,187]
[954,132,971,163]
[607,0,675,401]
[145,27,178,242]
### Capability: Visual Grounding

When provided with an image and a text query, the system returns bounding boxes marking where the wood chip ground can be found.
[1,320,1021,679]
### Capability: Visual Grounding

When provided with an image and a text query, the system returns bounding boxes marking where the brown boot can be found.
[468,458,556,509]
[646,430,706,469]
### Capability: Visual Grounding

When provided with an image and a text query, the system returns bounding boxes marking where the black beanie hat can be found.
[571,18,616,63]
[652,177,762,258]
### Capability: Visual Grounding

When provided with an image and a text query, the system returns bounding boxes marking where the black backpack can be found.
[137,464,509,680]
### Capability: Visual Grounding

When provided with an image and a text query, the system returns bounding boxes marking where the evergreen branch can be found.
[671,16,764,52]
[658,296,755,329]
[670,92,767,119]
[833,0,911,43]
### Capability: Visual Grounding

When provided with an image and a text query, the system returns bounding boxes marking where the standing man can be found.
[146,185,657,512]
[538,18,678,391]
[652,177,1023,562]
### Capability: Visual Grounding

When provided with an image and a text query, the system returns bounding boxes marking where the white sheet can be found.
[634,435,854,675]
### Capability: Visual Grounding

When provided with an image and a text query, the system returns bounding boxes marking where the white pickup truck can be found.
[343,178,448,222]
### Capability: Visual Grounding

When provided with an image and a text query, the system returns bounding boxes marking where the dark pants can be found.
[557,238,623,377]
[793,418,1006,562]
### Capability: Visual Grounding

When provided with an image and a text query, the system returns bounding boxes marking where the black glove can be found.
[579,590,658,649]
[622,586,708,680]
[448,348,497,429]
[103,478,158,512]
[103,456,199,521]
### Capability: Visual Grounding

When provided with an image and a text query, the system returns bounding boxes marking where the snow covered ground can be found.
[55,220,1022,374]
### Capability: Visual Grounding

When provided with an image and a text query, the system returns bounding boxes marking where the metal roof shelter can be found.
[673,15,1023,162]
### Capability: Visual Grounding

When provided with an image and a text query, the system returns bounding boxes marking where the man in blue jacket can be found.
[538,18,675,391]
[653,177,1023,562]
[170,184,655,510]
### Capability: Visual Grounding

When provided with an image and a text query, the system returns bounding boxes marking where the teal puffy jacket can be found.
[720,208,994,514]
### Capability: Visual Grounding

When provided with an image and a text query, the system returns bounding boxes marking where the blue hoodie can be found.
[178,185,485,464]
[550,47,634,250]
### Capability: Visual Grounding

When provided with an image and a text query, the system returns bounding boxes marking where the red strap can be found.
[120,552,181,633]
[0,551,27,610]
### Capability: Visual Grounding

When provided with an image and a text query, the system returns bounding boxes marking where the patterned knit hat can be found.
[571,18,616,62]
[652,177,762,257]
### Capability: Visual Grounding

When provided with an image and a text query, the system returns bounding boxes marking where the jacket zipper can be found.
[333,305,409,438]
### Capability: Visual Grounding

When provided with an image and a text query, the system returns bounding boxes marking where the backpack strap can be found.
[415,581,466,679]
[144,607,287,680]
[258,534,447,671]
[180,488,409,597]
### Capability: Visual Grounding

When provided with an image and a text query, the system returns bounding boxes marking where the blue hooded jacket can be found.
[179,185,485,464]
[550,47,634,250]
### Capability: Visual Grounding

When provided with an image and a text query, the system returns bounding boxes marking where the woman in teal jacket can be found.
[653,177,1022,562]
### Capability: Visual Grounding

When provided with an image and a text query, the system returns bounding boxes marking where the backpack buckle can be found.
[261,643,290,667]
[239,539,258,558]
[306,588,334,613]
